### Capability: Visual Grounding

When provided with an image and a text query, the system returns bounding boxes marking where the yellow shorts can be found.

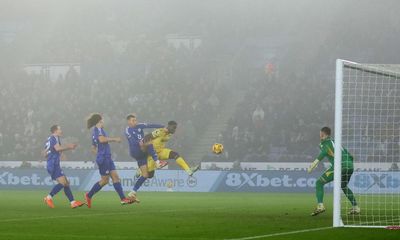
[147,148,172,172]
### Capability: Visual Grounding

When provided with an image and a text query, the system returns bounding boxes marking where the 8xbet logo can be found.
[355,174,400,189]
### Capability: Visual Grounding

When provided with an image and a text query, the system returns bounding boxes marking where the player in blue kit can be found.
[124,114,167,201]
[43,125,85,209]
[85,113,134,207]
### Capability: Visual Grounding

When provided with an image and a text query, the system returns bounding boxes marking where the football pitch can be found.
[0,191,398,240]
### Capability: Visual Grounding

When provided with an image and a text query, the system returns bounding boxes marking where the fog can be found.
[0,0,399,166]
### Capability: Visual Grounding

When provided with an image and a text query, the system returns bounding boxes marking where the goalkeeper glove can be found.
[307,159,320,173]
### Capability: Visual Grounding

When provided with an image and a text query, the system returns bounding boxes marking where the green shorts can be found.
[319,167,354,187]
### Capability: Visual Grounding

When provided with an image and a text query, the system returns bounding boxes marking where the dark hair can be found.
[50,125,59,133]
[168,120,177,126]
[126,114,136,120]
[87,113,102,129]
[320,127,331,136]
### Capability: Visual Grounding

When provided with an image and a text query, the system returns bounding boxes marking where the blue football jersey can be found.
[92,127,111,156]
[125,123,164,157]
[44,135,60,161]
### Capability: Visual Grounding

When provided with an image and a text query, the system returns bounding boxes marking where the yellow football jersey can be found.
[151,128,172,152]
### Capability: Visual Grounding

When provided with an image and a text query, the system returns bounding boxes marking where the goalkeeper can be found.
[308,127,360,216]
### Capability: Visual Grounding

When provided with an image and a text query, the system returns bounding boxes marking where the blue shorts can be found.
[130,151,148,167]
[136,158,147,167]
[96,155,116,176]
[47,159,65,180]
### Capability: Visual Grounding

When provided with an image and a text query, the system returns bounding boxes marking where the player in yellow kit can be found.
[145,121,200,176]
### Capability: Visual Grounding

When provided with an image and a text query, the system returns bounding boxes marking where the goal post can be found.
[334,59,344,227]
[334,59,400,228]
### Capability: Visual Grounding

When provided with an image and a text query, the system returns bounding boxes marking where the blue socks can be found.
[147,144,159,161]
[88,181,125,200]
[113,182,125,200]
[133,176,147,192]
[49,183,64,197]
[64,186,74,202]
[49,184,75,203]
[88,182,103,198]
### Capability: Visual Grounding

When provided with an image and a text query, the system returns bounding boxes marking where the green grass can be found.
[0,191,398,240]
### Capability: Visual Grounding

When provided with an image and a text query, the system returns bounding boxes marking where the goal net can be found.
[334,59,400,228]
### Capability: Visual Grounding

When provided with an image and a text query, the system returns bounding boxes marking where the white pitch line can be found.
[225,226,332,240]
[0,207,228,223]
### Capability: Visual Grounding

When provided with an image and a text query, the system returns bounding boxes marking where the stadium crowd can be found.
[1,1,400,166]
[204,71,330,163]
[208,12,400,163]
[0,39,225,162]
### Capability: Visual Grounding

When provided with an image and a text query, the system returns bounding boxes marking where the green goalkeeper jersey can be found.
[317,137,354,169]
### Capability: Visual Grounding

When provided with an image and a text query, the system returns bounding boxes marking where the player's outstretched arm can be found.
[98,136,122,143]
[54,143,77,152]
[137,123,164,129]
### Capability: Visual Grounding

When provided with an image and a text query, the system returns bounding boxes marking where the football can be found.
[212,143,224,154]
